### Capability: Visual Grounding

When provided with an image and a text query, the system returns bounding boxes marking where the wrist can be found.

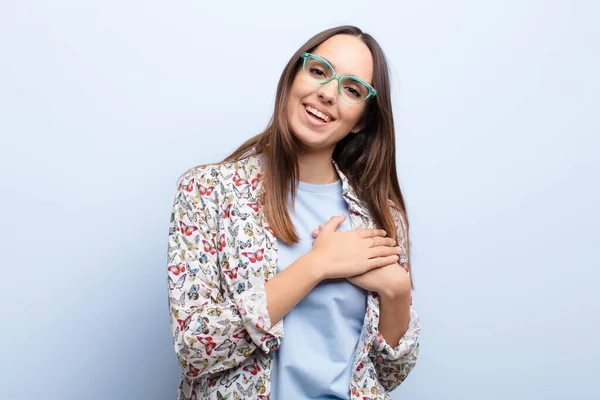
[305,249,328,282]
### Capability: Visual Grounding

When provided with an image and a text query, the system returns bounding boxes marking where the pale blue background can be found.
[0,1,598,399]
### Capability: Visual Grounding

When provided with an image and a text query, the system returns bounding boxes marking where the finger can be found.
[367,245,403,259]
[366,255,399,271]
[371,237,397,247]
[321,215,346,233]
[357,228,387,239]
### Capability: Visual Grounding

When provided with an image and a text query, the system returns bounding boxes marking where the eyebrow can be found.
[321,56,336,70]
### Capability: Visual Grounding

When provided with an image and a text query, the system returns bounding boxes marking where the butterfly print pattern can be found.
[167,152,420,399]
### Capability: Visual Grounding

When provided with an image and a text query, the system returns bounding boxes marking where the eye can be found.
[309,67,326,78]
[343,85,362,98]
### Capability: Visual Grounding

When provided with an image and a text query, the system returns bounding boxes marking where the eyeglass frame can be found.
[300,52,377,105]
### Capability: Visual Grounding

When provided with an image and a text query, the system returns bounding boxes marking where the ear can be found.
[350,119,366,134]
[350,110,369,134]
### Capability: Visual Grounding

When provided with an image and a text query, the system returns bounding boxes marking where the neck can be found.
[297,150,339,185]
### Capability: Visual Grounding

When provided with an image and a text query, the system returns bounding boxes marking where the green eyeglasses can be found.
[300,52,377,105]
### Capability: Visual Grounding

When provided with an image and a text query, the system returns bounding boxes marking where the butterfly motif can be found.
[207,306,224,317]
[250,177,260,191]
[202,240,216,255]
[232,184,252,200]
[232,171,248,186]
[168,262,186,276]
[218,170,233,181]
[222,203,233,219]
[242,359,261,375]
[209,167,219,178]
[185,390,198,400]
[167,251,179,263]
[368,368,376,379]
[220,373,241,388]
[182,235,199,251]
[246,202,259,212]
[235,210,252,221]
[254,377,266,395]
[238,268,249,280]
[235,282,245,294]
[227,223,240,237]
[223,267,238,279]
[232,328,253,344]
[169,291,185,308]
[252,235,265,247]
[250,265,262,277]
[185,363,200,378]
[232,390,244,400]
[180,178,195,192]
[207,376,218,387]
[243,222,254,237]
[167,243,181,254]
[196,183,215,196]
[236,346,254,358]
[193,316,210,335]
[179,221,198,236]
[179,197,194,212]
[177,315,192,331]
[216,391,229,400]
[216,319,233,336]
[196,336,217,355]
[220,253,230,270]
[264,225,275,237]
[168,274,187,290]
[236,382,253,397]
[241,249,264,263]
[229,318,244,331]
[214,338,238,358]
[187,284,199,300]
[217,233,227,252]
[257,357,269,371]
[238,239,251,249]
[186,264,199,279]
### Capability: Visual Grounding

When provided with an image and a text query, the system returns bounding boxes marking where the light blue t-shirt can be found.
[270,179,368,400]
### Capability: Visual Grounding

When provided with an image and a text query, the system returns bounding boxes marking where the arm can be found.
[167,170,282,378]
[264,250,324,326]
[369,207,421,392]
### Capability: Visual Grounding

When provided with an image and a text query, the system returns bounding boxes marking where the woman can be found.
[167,25,421,400]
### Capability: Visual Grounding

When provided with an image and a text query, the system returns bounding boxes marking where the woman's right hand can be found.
[310,215,402,280]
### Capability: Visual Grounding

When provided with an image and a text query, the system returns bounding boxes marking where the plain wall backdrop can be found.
[1,1,598,399]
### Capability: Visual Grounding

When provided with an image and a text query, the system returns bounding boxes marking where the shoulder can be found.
[174,155,262,205]
[177,155,260,186]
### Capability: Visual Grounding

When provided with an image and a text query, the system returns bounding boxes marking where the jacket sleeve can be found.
[369,205,421,392]
[370,305,420,392]
[167,169,282,379]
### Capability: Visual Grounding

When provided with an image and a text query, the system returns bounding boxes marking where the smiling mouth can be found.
[303,105,333,124]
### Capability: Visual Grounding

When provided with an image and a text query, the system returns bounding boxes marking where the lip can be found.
[302,103,336,121]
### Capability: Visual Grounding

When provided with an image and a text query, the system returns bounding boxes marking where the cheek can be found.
[339,106,365,126]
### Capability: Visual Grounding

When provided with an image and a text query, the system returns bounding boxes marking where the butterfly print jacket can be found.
[167,152,421,400]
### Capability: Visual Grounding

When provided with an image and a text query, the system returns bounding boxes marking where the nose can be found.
[316,78,338,104]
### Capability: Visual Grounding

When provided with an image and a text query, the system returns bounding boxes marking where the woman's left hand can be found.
[312,225,411,298]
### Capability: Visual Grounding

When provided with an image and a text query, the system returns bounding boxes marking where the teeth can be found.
[305,105,330,122]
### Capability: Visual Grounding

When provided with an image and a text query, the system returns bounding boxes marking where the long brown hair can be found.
[221,25,414,283]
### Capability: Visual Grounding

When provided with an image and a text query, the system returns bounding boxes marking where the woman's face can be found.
[286,34,374,153]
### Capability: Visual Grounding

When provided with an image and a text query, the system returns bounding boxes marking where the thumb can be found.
[321,215,346,233]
